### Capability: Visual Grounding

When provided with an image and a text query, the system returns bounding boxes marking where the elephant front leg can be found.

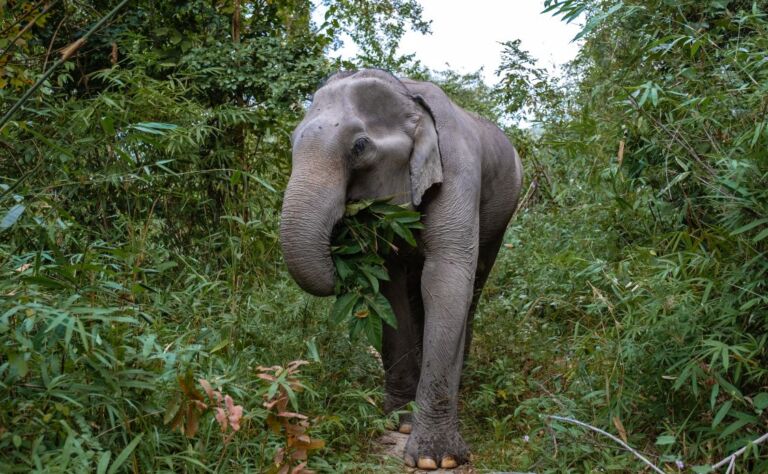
[404,257,475,470]
[381,258,424,434]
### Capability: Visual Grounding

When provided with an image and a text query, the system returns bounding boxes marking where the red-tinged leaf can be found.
[178,375,204,401]
[257,365,281,372]
[185,405,200,438]
[215,407,228,431]
[198,378,215,401]
[225,395,244,431]
[275,397,289,412]
[277,411,308,419]
[291,448,308,460]
[192,400,207,410]
[275,447,286,464]
[612,416,628,443]
[297,434,311,444]
[286,423,306,436]
[287,360,309,370]
[257,373,278,382]
[291,462,307,474]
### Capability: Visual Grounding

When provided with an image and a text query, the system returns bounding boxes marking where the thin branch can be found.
[627,94,716,177]
[0,0,47,38]
[547,415,665,474]
[514,179,538,216]
[0,0,131,131]
[711,431,768,471]
[43,14,66,71]
[0,1,60,63]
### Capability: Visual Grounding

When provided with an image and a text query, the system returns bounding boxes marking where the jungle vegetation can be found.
[1,0,766,472]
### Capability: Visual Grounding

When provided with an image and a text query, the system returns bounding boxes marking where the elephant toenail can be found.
[404,454,416,467]
[441,455,458,468]
[398,422,412,434]
[417,457,438,470]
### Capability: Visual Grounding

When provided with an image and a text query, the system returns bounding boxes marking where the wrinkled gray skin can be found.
[280,69,522,470]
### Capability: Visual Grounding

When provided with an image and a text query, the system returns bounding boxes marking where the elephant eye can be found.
[351,137,369,156]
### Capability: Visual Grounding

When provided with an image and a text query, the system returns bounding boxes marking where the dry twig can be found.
[547,415,665,474]
[711,431,768,472]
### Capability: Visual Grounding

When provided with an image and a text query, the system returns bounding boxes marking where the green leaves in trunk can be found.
[329,199,423,351]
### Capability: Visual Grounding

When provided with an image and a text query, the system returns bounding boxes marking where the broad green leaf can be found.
[96,451,111,474]
[306,337,320,362]
[345,200,373,216]
[349,316,365,340]
[332,243,362,255]
[363,312,383,352]
[330,293,358,325]
[712,400,732,428]
[100,116,115,136]
[691,466,713,474]
[753,393,768,411]
[361,267,379,293]
[9,352,28,378]
[129,122,178,135]
[391,221,417,246]
[731,218,768,235]
[210,338,229,354]
[655,435,675,445]
[333,256,352,280]
[719,417,752,438]
[163,397,181,425]
[710,384,719,410]
[1,204,25,231]
[369,293,397,329]
[752,227,768,243]
[107,433,143,474]
[366,264,390,281]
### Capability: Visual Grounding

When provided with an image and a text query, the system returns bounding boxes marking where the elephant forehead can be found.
[312,77,415,127]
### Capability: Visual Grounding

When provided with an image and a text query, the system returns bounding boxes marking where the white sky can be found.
[319,0,583,85]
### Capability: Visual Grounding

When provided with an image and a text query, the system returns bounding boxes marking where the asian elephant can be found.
[280,69,523,470]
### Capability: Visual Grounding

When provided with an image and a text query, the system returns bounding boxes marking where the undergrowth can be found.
[2,0,767,472]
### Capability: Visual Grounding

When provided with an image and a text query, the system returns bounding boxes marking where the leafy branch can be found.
[329,199,423,351]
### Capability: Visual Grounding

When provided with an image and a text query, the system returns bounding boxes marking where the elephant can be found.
[280,69,523,470]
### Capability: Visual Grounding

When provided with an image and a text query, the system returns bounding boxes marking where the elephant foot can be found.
[403,425,469,470]
[396,411,413,434]
[384,394,415,434]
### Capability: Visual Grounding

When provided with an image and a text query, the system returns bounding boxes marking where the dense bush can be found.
[1,0,766,472]
[466,0,768,471]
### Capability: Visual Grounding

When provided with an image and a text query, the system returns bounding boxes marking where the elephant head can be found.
[280,70,443,296]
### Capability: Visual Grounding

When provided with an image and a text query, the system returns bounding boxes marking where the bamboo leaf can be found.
[0,204,25,231]
[712,400,732,428]
[107,433,143,474]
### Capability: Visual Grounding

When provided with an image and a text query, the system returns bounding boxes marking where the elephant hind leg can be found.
[464,233,505,363]
[381,256,425,428]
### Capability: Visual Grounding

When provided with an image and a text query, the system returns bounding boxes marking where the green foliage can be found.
[474,0,768,471]
[3,0,767,471]
[330,200,423,351]
[322,0,431,70]
[0,0,427,471]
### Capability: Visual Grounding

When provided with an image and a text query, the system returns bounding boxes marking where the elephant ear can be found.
[409,95,443,207]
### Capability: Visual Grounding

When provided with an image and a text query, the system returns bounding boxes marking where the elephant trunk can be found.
[280,157,346,297]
